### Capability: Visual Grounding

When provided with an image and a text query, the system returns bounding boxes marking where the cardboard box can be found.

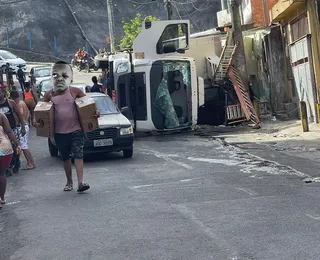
[34,102,54,137]
[75,97,99,133]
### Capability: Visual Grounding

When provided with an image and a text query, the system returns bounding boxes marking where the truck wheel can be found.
[123,148,133,158]
[48,138,58,157]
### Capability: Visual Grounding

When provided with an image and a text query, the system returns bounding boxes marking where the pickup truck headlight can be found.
[120,126,133,135]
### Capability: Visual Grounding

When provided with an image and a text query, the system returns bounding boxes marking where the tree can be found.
[120,13,158,49]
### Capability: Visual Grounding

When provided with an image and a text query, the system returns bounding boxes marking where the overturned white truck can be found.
[95,20,205,132]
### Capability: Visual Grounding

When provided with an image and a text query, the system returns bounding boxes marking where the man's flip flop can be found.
[0,200,6,204]
[77,183,90,192]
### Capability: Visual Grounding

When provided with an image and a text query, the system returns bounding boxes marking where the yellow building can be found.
[270,0,320,123]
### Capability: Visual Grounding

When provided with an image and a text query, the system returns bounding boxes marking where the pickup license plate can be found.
[93,139,113,147]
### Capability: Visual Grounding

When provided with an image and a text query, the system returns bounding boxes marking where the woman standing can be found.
[23,82,37,126]
[0,113,21,209]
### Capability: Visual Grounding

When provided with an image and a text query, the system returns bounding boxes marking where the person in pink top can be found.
[34,61,100,192]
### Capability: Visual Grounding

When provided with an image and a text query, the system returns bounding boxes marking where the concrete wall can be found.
[307,0,320,103]
[251,0,279,26]
[178,34,222,82]
[266,26,287,112]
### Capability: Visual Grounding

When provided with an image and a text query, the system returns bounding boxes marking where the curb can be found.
[26,62,53,65]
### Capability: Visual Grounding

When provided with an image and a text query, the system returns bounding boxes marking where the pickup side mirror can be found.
[120,106,133,120]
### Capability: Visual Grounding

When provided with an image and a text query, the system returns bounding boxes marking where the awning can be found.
[270,0,305,23]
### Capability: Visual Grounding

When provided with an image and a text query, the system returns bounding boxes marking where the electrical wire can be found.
[171,3,183,20]
[190,1,213,11]
[171,0,198,4]
[181,4,201,31]
[71,0,156,18]
[127,0,156,4]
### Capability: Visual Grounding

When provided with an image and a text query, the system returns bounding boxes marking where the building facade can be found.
[270,0,320,122]
[217,0,278,28]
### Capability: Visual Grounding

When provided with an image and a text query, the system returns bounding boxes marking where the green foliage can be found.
[120,13,158,49]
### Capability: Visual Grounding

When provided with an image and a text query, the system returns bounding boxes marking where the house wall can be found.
[307,0,320,103]
[178,34,222,84]
[270,0,320,103]
[267,26,287,112]
[251,0,278,26]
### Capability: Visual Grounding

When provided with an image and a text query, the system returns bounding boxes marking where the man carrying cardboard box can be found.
[33,61,100,192]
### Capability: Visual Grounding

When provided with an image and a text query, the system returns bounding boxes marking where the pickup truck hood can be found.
[98,113,131,128]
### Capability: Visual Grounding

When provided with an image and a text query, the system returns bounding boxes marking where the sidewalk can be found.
[195,119,320,178]
[197,119,320,150]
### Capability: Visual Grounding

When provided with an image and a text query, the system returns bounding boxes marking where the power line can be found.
[71,0,156,18]
[127,0,156,4]
[171,2,182,19]
[190,1,213,11]
[181,4,201,31]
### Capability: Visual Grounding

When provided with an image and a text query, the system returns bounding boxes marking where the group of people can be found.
[1,60,103,210]
[90,69,110,95]
[0,63,15,90]
[0,79,37,209]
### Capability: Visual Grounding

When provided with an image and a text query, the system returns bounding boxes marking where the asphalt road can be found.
[2,128,320,260]
[2,63,320,259]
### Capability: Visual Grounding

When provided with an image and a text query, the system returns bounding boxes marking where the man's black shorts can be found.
[54,130,85,161]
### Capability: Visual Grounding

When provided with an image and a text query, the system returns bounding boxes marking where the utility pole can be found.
[107,0,115,51]
[164,0,173,20]
[230,0,249,89]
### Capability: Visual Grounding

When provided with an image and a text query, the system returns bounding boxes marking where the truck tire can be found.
[48,138,58,157]
[123,148,133,158]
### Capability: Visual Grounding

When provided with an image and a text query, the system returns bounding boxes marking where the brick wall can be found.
[251,0,278,26]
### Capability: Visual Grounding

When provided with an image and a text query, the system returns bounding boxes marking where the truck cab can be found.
[95,20,204,132]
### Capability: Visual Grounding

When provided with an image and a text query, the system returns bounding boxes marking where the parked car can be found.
[69,83,91,93]
[37,79,53,100]
[0,50,27,73]
[48,93,134,158]
[37,80,90,100]
[30,66,52,88]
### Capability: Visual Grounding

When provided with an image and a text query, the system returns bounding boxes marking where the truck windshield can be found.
[150,60,191,130]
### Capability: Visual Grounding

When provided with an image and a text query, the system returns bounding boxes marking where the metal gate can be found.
[290,35,317,123]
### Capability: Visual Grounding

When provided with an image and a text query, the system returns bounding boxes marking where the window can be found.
[92,96,119,115]
[156,23,188,54]
[290,13,309,42]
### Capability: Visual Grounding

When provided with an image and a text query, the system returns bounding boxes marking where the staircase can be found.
[228,66,260,125]
[212,33,260,125]
[213,45,236,81]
